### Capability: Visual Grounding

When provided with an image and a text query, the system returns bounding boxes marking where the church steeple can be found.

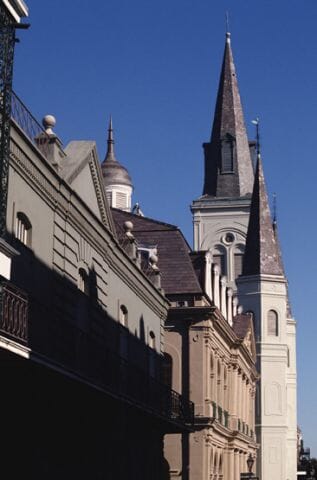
[203,32,254,197]
[242,154,284,276]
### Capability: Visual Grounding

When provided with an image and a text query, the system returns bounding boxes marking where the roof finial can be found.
[225,11,231,42]
[252,117,260,155]
[105,115,117,162]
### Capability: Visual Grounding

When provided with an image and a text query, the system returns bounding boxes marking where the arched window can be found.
[119,305,128,327]
[161,353,173,389]
[149,330,156,349]
[149,331,156,378]
[234,244,245,279]
[267,309,278,336]
[15,212,32,247]
[213,245,226,276]
[78,267,90,295]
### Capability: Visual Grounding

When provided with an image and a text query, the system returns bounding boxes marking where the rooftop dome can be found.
[101,118,133,188]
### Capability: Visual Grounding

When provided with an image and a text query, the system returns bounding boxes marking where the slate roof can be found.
[232,313,252,339]
[203,33,254,198]
[111,209,203,295]
[242,155,284,276]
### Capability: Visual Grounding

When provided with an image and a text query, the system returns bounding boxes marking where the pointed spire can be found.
[105,115,117,162]
[242,154,284,276]
[101,117,133,190]
[203,33,254,197]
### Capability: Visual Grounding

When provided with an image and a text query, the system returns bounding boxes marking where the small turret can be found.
[101,117,133,211]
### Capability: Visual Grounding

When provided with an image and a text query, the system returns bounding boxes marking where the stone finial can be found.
[213,263,220,275]
[42,115,56,135]
[149,252,159,271]
[124,220,134,239]
[237,305,243,314]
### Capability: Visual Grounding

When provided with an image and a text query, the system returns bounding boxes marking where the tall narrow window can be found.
[149,330,156,349]
[221,134,235,173]
[119,305,128,327]
[78,268,90,295]
[234,244,245,279]
[149,331,156,378]
[15,212,32,247]
[161,353,173,389]
[267,309,278,336]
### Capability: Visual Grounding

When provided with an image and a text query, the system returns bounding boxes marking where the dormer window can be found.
[15,212,32,247]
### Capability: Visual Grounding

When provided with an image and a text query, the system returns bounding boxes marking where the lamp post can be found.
[246,454,254,478]
[241,454,257,480]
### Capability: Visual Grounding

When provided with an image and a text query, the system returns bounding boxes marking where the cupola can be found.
[101,117,133,211]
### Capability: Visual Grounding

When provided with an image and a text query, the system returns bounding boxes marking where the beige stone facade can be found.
[164,303,258,480]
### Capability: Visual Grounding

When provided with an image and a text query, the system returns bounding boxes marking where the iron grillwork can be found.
[11,91,50,157]
[0,280,194,428]
[0,5,16,237]
[0,280,28,342]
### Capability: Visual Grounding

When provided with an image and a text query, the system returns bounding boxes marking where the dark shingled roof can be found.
[203,33,254,198]
[111,209,203,295]
[242,155,284,276]
[233,313,252,339]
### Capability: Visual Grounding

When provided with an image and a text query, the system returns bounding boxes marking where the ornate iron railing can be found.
[11,91,50,157]
[0,280,194,428]
[0,281,28,342]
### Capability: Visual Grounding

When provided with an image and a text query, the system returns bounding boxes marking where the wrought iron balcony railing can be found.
[11,91,50,157]
[0,280,194,428]
[0,281,28,343]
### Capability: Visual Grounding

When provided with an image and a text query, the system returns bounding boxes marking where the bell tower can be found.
[191,32,254,288]
[237,154,297,480]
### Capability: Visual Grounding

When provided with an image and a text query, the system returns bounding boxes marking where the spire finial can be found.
[225,11,231,42]
[252,117,260,155]
[105,115,117,162]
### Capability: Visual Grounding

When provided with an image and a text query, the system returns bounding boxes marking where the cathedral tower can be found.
[237,154,297,480]
[191,32,254,287]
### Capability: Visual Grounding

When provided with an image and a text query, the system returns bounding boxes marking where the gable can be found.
[71,162,101,220]
[62,141,116,236]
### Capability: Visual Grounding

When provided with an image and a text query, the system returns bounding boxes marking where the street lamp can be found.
[247,454,254,475]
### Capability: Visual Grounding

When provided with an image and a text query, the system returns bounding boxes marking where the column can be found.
[234,450,239,480]
[213,264,220,308]
[228,449,234,480]
[220,275,227,319]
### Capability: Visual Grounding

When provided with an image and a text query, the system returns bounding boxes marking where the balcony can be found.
[0,280,194,429]
[11,91,50,157]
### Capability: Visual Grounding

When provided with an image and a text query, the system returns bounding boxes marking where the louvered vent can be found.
[116,192,127,209]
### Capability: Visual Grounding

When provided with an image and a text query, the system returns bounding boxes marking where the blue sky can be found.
[14,0,317,455]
